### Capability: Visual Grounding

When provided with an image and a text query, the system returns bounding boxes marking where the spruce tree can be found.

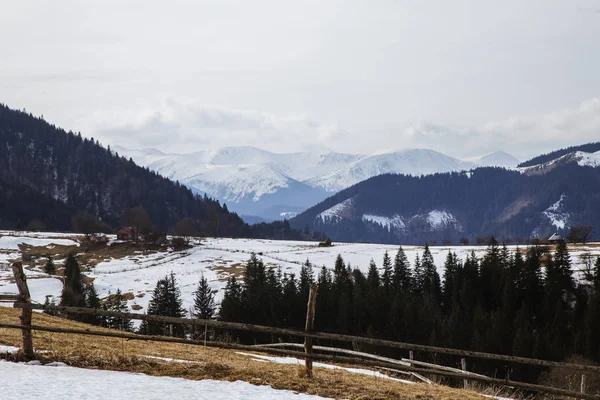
[193,275,216,320]
[84,283,102,326]
[60,254,86,309]
[44,257,55,275]
[219,276,243,322]
[392,247,412,294]
[381,251,392,292]
[420,244,442,303]
[299,259,314,300]
[104,289,133,331]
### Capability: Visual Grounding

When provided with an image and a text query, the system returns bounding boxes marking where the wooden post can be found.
[304,285,318,378]
[461,358,468,389]
[409,350,414,361]
[12,262,34,360]
[581,374,587,394]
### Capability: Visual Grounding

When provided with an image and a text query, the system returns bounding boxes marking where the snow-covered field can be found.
[0,360,333,400]
[1,231,599,318]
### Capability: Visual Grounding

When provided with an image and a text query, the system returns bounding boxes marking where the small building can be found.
[117,226,134,241]
[548,233,563,243]
[90,233,109,244]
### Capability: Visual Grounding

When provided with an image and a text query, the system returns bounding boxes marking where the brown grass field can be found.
[0,307,491,400]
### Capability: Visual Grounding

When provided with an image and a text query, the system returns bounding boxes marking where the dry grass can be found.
[209,263,246,281]
[0,307,488,400]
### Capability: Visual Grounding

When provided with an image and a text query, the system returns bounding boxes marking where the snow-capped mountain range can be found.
[114,146,519,221]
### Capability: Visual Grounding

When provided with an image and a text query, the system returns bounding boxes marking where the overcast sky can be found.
[2,0,600,160]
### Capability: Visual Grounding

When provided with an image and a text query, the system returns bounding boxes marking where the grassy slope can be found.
[0,308,487,400]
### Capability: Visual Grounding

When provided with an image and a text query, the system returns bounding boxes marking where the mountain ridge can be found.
[118,145,519,220]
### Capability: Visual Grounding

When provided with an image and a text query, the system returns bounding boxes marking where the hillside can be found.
[518,142,600,168]
[0,307,486,400]
[291,158,600,244]
[0,104,250,236]
[118,146,518,221]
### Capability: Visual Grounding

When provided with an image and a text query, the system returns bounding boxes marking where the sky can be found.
[1,0,600,160]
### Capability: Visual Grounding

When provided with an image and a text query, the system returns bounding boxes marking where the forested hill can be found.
[518,142,600,167]
[291,163,600,244]
[0,104,251,235]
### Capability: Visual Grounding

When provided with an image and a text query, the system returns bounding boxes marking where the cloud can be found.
[85,98,343,153]
[85,98,600,160]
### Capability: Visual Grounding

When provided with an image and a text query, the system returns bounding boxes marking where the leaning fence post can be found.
[12,262,34,360]
[461,358,468,389]
[581,374,587,394]
[304,285,318,378]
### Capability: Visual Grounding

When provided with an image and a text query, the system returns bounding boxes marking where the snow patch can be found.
[318,198,353,222]
[237,352,414,384]
[0,361,333,399]
[362,214,406,230]
[543,194,569,230]
[575,150,600,168]
[426,210,458,230]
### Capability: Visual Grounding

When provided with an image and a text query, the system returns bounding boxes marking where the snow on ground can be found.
[0,233,79,250]
[2,231,600,321]
[237,352,414,385]
[0,361,333,400]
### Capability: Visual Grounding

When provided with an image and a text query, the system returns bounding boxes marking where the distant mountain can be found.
[118,146,517,221]
[291,147,600,244]
[469,151,520,168]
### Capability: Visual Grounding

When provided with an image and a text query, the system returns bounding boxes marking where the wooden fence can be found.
[1,262,599,399]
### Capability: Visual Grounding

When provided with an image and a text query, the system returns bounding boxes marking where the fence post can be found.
[461,358,468,389]
[12,262,34,360]
[409,350,414,361]
[581,374,586,394]
[304,285,318,378]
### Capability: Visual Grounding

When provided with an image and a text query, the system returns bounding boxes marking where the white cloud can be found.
[85,98,600,160]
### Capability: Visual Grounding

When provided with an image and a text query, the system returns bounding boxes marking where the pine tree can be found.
[219,276,243,322]
[146,273,185,336]
[299,259,314,300]
[193,275,216,320]
[60,253,86,309]
[392,247,412,294]
[420,244,442,302]
[381,251,392,292]
[104,289,133,331]
[44,257,55,275]
[84,283,102,326]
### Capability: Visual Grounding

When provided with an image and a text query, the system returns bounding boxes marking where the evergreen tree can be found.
[381,251,393,292]
[104,289,133,331]
[420,244,442,302]
[44,257,55,275]
[392,246,412,294]
[193,274,216,320]
[146,273,185,336]
[219,276,243,322]
[60,254,86,309]
[84,283,102,326]
[299,259,314,300]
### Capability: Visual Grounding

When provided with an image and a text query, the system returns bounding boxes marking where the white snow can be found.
[0,235,78,251]
[543,194,569,230]
[2,231,600,321]
[575,150,600,168]
[426,210,458,230]
[0,345,20,353]
[318,198,354,221]
[118,146,493,207]
[0,361,333,399]
[236,352,414,385]
[362,214,406,230]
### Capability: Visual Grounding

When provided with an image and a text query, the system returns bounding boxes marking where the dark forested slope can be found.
[0,104,249,235]
[291,164,600,244]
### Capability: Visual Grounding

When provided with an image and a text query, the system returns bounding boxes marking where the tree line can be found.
[219,239,600,382]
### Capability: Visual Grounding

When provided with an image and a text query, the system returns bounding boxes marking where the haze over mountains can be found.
[116,146,519,221]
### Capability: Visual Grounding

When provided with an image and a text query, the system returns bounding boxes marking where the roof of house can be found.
[117,226,134,234]
[548,233,562,241]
